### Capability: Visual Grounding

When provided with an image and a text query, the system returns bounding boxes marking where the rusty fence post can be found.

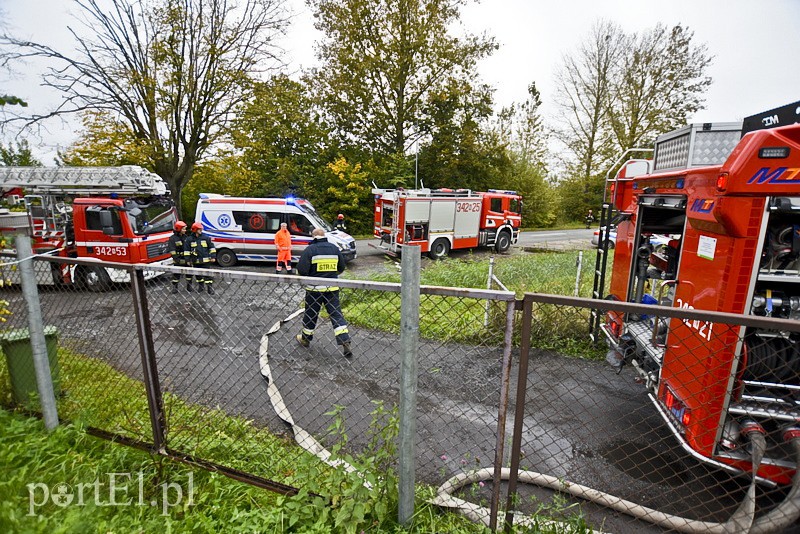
[130,267,166,452]
[504,296,533,531]
[489,298,517,530]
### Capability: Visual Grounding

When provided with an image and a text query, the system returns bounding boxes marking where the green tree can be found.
[233,75,334,199]
[496,83,555,228]
[554,20,712,221]
[417,78,510,191]
[0,139,42,166]
[319,157,373,234]
[307,0,496,156]
[57,111,150,167]
[181,154,260,220]
[1,0,289,208]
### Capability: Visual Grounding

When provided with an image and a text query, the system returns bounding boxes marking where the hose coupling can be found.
[740,419,766,437]
[783,426,800,442]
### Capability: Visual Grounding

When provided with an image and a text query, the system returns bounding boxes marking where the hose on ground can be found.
[257,310,800,533]
[431,430,800,533]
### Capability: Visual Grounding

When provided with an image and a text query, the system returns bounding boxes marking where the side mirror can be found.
[99,210,116,235]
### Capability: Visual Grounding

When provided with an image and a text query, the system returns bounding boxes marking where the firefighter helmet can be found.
[337,214,344,219]
[174,220,187,231]
[191,222,203,232]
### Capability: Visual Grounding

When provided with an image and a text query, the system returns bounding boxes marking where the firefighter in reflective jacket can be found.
[296,228,352,358]
[334,213,347,232]
[187,222,217,294]
[168,221,188,293]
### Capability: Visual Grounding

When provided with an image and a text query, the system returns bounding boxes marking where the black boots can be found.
[186,281,193,292]
[207,285,215,295]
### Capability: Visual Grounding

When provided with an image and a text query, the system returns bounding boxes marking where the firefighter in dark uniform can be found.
[168,220,188,293]
[334,213,347,232]
[296,228,352,358]
[187,222,217,294]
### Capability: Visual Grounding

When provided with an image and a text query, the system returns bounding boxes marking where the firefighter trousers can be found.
[300,290,350,345]
[186,264,213,286]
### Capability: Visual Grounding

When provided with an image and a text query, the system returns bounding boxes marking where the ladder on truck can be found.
[0,166,168,196]
[589,203,615,341]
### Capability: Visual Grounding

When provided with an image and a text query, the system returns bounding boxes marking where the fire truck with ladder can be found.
[592,101,800,487]
[372,187,522,259]
[0,166,178,291]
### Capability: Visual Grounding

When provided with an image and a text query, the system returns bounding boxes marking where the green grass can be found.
[344,249,609,358]
[3,351,590,533]
[0,402,592,533]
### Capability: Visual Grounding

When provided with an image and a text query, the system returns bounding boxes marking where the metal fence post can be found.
[15,234,59,430]
[130,268,166,451]
[489,299,517,530]
[484,256,495,327]
[504,296,533,531]
[398,245,420,526]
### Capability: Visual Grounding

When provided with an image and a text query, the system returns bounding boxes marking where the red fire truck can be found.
[0,166,178,291]
[593,101,800,486]
[372,187,522,259]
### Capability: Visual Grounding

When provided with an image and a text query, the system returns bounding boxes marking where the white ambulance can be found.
[194,193,357,267]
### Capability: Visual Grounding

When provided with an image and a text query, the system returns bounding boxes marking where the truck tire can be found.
[78,265,111,292]
[428,238,450,260]
[216,249,237,268]
[495,231,511,253]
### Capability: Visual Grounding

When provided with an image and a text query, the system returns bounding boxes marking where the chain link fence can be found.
[503,294,800,533]
[0,256,515,504]
[5,255,800,532]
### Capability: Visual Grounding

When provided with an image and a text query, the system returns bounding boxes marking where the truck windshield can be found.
[125,199,177,235]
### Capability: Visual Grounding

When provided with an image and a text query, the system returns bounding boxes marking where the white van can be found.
[194,193,357,267]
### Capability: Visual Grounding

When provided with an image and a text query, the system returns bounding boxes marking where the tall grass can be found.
[345,249,609,358]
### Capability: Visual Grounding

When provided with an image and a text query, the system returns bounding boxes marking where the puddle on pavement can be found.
[599,440,689,486]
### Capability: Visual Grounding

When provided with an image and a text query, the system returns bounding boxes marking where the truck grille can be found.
[146,241,169,259]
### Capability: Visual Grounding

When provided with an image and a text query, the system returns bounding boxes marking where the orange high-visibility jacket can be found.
[275,228,292,263]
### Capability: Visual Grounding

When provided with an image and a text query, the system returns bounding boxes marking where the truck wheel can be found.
[428,238,450,260]
[495,231,511,253]
[79,266,111,292]
[216,249,237,268]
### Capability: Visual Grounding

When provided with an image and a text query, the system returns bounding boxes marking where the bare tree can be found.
[0,0,289,204]
[552,21,624,203]
[553,20,712,219]
[606,23,712,151]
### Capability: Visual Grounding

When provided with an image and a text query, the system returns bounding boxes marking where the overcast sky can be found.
[3,0,800,163]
